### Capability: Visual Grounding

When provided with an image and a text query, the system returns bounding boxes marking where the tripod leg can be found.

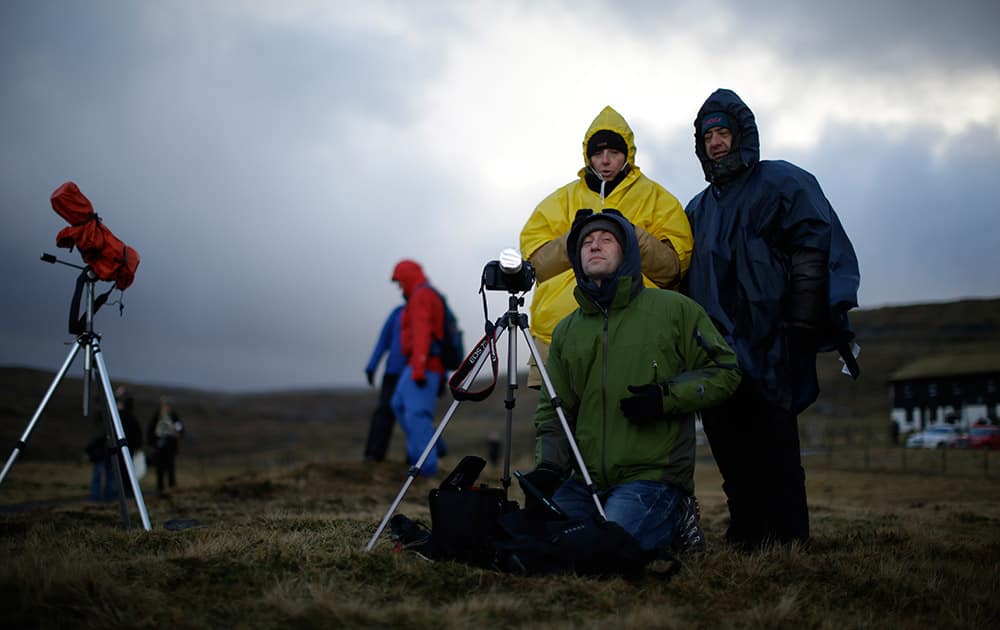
[92,345,152,531]
[520,328,607,520]
[500,314,520,493]
[365,321,511,552]
[0,342,83,485]
[364,397,464,551]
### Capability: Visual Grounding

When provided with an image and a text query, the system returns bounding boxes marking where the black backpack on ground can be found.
[388,456,673,578]
[494,511,658,577]
[427,456,518,567]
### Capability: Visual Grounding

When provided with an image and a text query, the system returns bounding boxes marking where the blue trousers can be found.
[553,477,683,551]
[390,367,442,476]
[90,457,115,502]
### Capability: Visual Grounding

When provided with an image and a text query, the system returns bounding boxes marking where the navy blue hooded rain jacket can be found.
[684,89,860,413]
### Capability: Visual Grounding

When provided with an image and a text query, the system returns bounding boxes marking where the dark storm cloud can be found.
[600,0,1000,69]
[792,122,1000,306]
[0,2,455,391]
[729,0,1000,68]
[1,1,997,392]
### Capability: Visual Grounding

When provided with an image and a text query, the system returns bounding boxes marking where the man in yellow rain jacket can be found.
[519,105,694,388]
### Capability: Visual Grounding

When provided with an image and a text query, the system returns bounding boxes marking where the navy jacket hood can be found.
[694,89,760,185]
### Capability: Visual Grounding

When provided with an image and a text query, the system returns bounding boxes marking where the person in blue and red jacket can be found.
[389,259,447,476]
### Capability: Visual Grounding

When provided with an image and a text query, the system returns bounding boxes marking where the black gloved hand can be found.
[365,370,375,387]
[619,383,665,426]
[520,465,563,515]
[784,323,820,360]
[414,377,427,388]
[522,465,562,499]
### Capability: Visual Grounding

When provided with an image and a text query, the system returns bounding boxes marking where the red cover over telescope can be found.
[50,182,140,290]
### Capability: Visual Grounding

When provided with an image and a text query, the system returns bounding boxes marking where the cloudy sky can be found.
[2,1,998,393]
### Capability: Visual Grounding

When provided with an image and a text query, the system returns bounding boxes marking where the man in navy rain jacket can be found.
[683,88,860,549]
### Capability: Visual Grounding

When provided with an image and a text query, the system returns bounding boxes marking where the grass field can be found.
[2,450,998,629]
[2,297,1000,627]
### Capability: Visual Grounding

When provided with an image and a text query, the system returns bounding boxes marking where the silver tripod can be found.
[364,291,605,551]
[0,255,151,531]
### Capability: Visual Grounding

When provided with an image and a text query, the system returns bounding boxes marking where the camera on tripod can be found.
[482,248,536,293]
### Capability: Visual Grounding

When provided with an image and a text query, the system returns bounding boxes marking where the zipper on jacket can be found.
[600,307,610,487]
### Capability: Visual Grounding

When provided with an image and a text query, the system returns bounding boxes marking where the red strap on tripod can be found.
[447,325,499,402]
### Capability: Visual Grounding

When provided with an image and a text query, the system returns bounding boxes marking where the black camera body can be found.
[482,259,536,293]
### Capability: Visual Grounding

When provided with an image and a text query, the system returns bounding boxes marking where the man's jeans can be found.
[90,458,115,502]
[552,477,683,551]
[390,366,442,476]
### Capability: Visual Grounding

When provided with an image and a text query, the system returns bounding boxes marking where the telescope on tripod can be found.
[0,182,150,530]
[365,249,606,551]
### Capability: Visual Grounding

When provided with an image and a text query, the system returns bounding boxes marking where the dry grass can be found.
[2,292,1000,630]
[2,455,998,629]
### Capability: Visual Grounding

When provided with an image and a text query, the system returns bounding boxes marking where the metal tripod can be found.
[364,292,605,551]
[0,257,151,530]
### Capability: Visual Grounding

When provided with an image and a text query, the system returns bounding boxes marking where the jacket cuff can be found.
[527,233,571,283]
[636,226,681,289]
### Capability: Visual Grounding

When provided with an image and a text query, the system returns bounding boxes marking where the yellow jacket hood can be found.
[580,105,637,170]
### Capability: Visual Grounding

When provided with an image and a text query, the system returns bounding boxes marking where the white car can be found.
[905,425,968,449]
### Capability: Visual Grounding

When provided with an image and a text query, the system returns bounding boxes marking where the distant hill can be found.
[813,297,1000,418]
[2,297,999,462]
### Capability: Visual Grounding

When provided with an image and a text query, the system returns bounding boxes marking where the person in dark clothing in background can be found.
[683,88,860,550]
[115,385,143,497]
[85,429,114,502]
[148,396,184,494]
[364,304,406,462]
[86,385,144,501]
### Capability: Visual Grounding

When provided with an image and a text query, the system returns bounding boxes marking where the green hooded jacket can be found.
[534,211,741,494]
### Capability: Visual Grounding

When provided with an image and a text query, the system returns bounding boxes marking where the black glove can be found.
[414,376,427,388]
[619,383,665,426]
[522,465,562,498]
[520,465,563,514]
[784,323,820,358]
[365,370,375,387]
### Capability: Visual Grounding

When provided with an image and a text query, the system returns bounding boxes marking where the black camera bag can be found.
[494,513,657,577]
[428,456,517,567]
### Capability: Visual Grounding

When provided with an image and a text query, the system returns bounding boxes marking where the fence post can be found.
[826,424,833,468]
[864,425,871,471]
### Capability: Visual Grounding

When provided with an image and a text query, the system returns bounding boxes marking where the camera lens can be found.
[499,248,522,273]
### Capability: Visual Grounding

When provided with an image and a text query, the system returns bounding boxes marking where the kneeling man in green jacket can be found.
[527,209,741,554]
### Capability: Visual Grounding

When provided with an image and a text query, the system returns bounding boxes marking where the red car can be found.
[967,426,1000,450]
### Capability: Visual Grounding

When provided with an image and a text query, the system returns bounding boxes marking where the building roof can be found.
[889,351,1000,382]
